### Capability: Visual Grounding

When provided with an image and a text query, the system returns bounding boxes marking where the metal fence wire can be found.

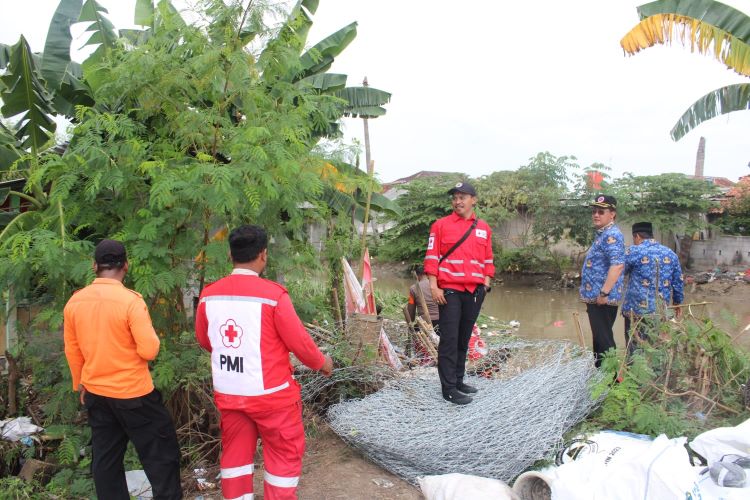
[324,340,601,485]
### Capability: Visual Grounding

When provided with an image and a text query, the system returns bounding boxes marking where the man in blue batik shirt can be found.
[622,221,684,353]
[580,195,625,366]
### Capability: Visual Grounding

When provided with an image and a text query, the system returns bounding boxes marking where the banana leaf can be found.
[135,0,154,28]
[622,0,750,76]
[0,36,57,153]
[671,83,750,139]
[0,42,11,70]
[78,0,117,51]
[296,22,357,81]
[298,73,347,92]
[41,0,83,91]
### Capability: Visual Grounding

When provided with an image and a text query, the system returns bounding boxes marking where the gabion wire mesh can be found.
[325,340,601,485]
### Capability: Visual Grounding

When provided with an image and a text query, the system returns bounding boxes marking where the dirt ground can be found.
[189,424,421,499]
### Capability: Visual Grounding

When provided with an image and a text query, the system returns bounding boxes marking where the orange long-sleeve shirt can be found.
[63,278,160,398]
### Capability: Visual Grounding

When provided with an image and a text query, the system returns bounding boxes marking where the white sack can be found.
[419,473,518,500]
[690,418,750,465]
[519,431,699,500]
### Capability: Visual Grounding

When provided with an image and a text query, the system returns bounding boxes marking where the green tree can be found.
[379,176,463,264]
[0,3,391,491]
[476,153,588,247]
[621,0,750,140]
[719,176,750,235]
[611,173,719,233]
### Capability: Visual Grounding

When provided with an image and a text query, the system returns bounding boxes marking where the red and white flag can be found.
[342,257,365,317]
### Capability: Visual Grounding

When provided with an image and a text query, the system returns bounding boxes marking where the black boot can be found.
[443,389,473,405]
[456,382,478,394]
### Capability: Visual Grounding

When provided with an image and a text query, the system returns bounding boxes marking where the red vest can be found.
[424,212,495,292]
[195,270,325,412]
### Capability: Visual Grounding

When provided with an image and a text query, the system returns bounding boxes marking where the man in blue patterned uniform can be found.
[622,221,684,353]
[580,195,625,366]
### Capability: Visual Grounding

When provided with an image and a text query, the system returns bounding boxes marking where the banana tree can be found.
[337,79,391,254]
[621,0,750,140]
[0,0,119,245]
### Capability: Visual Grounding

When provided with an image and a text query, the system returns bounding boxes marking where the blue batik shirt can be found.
[580,223,625,304]
[622,239,684,317]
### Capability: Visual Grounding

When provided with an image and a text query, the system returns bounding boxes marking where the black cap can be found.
[448,182,477,196]
[632,221,653,234]
[589,194,617,209]
[94,239,127,265]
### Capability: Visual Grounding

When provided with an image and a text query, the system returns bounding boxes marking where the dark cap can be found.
[94,239,127,265]
[632,221,653,234]
[448,182,477,197]
[589,194,617,209]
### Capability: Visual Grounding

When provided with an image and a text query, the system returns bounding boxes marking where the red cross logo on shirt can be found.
[220,319,243,348]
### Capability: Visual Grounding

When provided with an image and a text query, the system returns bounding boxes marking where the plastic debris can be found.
[125,470,152,499]
[0,417,43,442]
[372,478,394,488]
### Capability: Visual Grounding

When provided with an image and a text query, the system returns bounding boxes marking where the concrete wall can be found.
[689,235,750,270]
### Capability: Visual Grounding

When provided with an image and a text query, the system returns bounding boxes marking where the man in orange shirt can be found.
[64,240,182,499]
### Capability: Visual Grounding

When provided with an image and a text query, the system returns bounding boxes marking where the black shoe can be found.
[443,389,473,405]
[456,383,478,394]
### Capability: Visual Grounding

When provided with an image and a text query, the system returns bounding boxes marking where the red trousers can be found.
[220,401,305,500]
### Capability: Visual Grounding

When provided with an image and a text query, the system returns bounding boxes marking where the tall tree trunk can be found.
[359,77,375,259]
[362,77,372,172]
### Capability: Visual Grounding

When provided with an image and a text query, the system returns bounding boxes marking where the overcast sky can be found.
[2,0,749,184]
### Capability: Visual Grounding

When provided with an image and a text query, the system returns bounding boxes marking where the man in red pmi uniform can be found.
[195,225,333,500]
[424,182,494,405]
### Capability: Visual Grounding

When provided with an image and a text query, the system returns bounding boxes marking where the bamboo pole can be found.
[414,317,439,360]
[411,271,432,324]
[572,311,586,348]
[667,301,711,309]
[359,160,375,260]
[402,305,415,358]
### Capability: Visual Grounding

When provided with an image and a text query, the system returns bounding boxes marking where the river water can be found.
[376,273,750,350]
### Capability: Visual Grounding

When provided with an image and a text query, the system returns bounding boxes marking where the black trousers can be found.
[437,287,485,392]
[586,303,619,367]
[85,389,183,500]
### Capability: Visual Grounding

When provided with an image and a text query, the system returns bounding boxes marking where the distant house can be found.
[692,175,736,192]
[382,170,459,200]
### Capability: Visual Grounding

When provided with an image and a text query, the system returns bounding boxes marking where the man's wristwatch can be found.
[599,290,610,298]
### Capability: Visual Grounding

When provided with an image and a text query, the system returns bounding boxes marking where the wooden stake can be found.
[572,311,586,348]
[402,305,415,358]
[414,317,439,360]
[412,271,432,325]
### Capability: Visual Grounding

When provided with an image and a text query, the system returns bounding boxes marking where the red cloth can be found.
[423,212,495,292]
[220,401,304,500]
[195,270,325,413]
[587,171,604,190]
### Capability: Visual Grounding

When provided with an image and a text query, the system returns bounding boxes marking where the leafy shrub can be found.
[591,314,750,437]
